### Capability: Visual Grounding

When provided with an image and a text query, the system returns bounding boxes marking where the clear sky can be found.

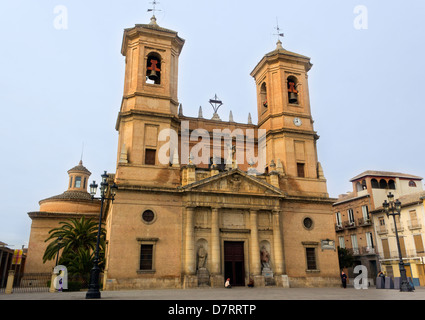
[1,0,424,249]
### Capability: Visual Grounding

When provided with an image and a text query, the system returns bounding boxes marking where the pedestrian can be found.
[247,278,254,288]
[225,278,232,288]
[341,271,348,288]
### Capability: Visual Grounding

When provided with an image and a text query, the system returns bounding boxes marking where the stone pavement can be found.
[1,287,422,318]
[1,286,425,300]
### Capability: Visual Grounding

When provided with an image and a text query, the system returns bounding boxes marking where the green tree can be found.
[337,247,355,270]
[43,217,105,283]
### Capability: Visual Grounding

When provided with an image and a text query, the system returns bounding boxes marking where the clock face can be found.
[293,117,302,127]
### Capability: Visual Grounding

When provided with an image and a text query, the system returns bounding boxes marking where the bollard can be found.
[5,270,15,294]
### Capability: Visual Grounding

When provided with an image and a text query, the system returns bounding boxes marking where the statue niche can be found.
[260,243,275,286]
[260,245,271,269]
[196,242,210,286]
[197,244,208,269]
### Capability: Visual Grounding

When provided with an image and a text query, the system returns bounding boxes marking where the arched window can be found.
[379,179,388,189]
[356,182,362,192]
[260,82,268,109]
[74,176,82,188]
[388,179,396,189]
[371,179,379,188]
[146,52,161,85]
[409,180,417,187]
[287,76,299,104]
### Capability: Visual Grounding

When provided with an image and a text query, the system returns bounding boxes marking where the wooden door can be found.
[224,241,245,286]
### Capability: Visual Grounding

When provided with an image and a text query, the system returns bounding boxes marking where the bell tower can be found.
[115,16,185,186]
[250,37,327,195]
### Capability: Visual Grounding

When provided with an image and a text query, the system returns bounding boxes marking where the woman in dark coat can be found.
[341,271,348,288]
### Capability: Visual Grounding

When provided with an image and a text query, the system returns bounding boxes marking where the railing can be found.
[360,246,376,255]
[343,221,356,229]
[391,222,404,233]
[347,248,360,256]
[408,219,422,230]
[0,273,51,293]
[335,223,343,231]
[378,249,425,260]
[376,225,388,235]
[358,217,372,226]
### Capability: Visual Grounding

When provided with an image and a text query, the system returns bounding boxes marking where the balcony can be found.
[347,248,360,256]
[376,225,388,235]
[379,249,425,260]
[343,220,356,229]
[390,222,404,233]
[408,219,422,231]
[335,223,344,231]
[358,217,372,227]
[360,246,376,255]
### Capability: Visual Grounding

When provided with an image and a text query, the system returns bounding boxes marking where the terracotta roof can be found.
[265,46,311,60]
[350,170,423,182]
[372,191,425,212]
[67,160,91,175]
[333,193,370,206]
[39,190,93,203]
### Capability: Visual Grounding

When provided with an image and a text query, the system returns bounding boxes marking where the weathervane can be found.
[273,17,284,42]
[147,0,161,16]
[209,94,223,121]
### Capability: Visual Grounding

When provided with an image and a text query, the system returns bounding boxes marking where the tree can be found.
[43,217,106,283]
[338,247,355,270]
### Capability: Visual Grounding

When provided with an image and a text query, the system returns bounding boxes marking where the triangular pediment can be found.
[181,169,283,196]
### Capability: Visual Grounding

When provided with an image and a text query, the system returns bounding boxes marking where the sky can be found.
[0,0,424,249]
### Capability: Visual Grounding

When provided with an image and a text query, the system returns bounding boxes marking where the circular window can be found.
[142,210,155,224]
[303,217,313,230]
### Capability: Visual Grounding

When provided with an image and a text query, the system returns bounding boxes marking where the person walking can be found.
[341,271,348,288]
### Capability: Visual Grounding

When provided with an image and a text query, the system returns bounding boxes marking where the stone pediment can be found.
[181,169,283,197]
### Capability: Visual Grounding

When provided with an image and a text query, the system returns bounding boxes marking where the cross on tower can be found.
[273,18,284,42]
[147,0,161,16]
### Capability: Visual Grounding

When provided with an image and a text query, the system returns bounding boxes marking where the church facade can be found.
[25,15,341,289]
[102,16,340,290]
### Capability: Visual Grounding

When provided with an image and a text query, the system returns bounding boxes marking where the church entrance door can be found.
[224,241,245,286]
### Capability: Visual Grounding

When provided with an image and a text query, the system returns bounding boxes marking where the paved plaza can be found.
[1,286,425,300]
[1,286,422,318]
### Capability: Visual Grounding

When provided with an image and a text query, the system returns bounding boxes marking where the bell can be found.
[148,69,158,81]
[288,92,298,104]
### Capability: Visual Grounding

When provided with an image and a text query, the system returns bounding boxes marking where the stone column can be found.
[210,207,220,275]
[272,209,285,275]
[184,207,196,275]
[250,209,261,276]
[209,207,224,287]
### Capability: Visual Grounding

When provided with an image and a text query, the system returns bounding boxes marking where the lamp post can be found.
[382,192,413,292]
[85,171,118,299]
[55,236,63,266]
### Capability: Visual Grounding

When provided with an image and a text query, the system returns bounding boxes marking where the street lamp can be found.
[85,171,118,299]
[382,192,413,292]
[55,236,63,266]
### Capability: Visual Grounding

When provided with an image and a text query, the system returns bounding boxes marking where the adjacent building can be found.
[333,170,424,285]
[371,190,425,286]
